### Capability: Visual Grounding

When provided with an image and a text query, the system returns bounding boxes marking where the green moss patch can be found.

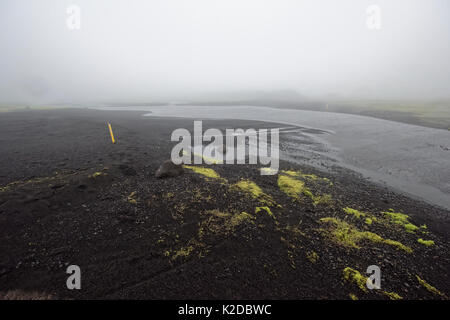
[349,293,358,300]
[343,207,377,225]
[417,238,435,246]
[277,174,306,200]
[306,251,319,263]
[381,209,419,233]
[90,171,106,178]
[383,291,402,300]
[281,170,331,184]
[277,173,332,205]
[232,180,276,206]
[230,211,256,227]
[311,194,333,205]
[343,207,366,219]
[416,275,447,298]
[198,209,255,239]
[320,217,412,253]
[255,206,278,225]
[183,166,227,183]
[343,267,368,292]
[344,267,403,299]
[172,245,194,259]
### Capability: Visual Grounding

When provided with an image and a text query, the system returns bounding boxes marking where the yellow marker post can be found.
[107,122,116,144]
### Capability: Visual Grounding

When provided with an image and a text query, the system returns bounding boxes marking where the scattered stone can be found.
[155,160,184,178]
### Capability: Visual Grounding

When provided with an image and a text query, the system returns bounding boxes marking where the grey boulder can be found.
[155,160,184,178]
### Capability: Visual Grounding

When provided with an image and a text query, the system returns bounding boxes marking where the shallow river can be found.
[92,105,450,210]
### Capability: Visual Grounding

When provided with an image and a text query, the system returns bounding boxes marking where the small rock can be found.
[155,160,184,178]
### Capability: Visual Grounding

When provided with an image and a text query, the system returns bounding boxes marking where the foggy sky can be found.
[1,0,450,105]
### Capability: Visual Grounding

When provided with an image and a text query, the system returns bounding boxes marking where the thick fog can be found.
[1,0,450,105]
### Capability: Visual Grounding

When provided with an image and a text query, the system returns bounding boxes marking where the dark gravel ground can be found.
[0,108,449,299]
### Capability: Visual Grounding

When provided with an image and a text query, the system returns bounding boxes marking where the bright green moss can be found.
[172,245,194,259]
[278,173,331,205]
[349,293,358,300]
[319,217,412,253]
[311,193,333,206]
[404,223,419,233]
[382,209,409,223]
[306,251,319,263]
[183,165,225,182]
[382,209,419,233]
[343,207,376,224]
[230,211,255,227]
[90,171,105,178]
[383,291,402,300]
[242,180,261,197]
[199,209,255,240]
[417,238,435,246]
[343,267,368,292]
[343,207,366,219]
[343,267,402,299]
[416,275,447,298]
[233,180,275,206]
[281,170,330,183]
[281,170,301,177]
[383,239,413,253]
[320,217,380,249]
[277,174,314,202]
[277,175,305,200]
[260,167,278,175]
[255,206,277,222]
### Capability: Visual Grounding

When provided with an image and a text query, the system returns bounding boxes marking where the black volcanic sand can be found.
[0,108,449,300]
